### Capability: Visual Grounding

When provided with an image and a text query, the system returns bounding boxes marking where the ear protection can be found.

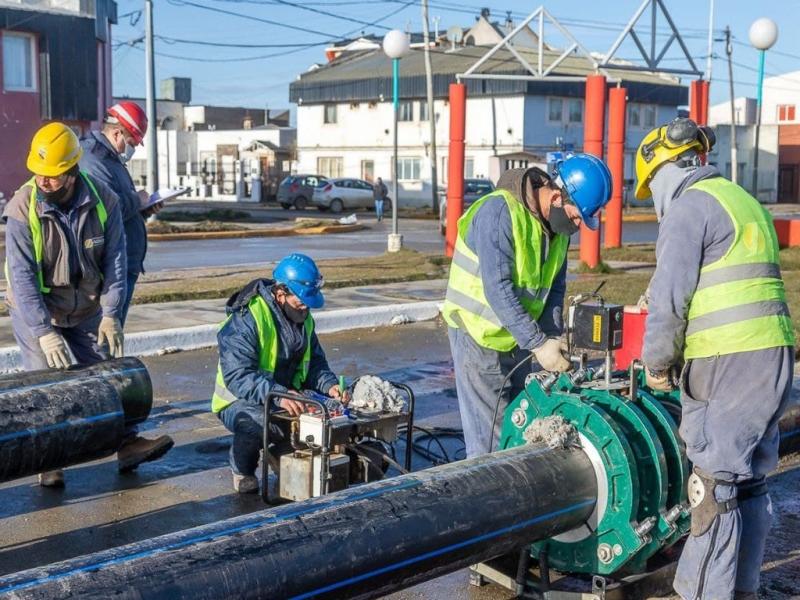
[640,118,716,163]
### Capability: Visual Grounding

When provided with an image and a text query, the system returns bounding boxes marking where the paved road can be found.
[144,219,661,272]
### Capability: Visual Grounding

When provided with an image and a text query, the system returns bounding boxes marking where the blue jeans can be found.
[120,271,140,327]
[374,200,384,221]
[217,402,287,476]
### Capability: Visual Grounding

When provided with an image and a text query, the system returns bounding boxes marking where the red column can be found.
[605,86,626,249]
[445,83,467,258]
[689,80,710,164]
[580,74,607,268]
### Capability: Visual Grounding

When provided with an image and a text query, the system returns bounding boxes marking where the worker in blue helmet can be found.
[443,154,612,457]
[211,253,346,493]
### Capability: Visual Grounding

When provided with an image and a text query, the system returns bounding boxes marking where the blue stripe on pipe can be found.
[0,479,422,594]
[0,411,124,444]
[780,428,800,439]
[290,498,597,599]
[0,367,147,398]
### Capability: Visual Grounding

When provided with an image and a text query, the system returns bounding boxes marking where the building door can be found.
[778,165,798,203]
[361,160,374,182]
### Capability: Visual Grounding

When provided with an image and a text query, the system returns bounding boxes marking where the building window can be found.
[323,104,337,124]
[643,104,657,128]
[441,156,448,183]
[465,158,475,179]
[547,97,563,123]
[397,157,421,181]
[505,159,530,170]
[778,104,796,122]
[399,100,414,122]
[317,157,343,178]
[567,98,583,123]
[2,32,36,92]
[628,104,641,128]
[419,100,429,122]
[361,159,374,182]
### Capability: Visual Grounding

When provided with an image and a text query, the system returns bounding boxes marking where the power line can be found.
[157,35,322,48]
[236,0,392,30]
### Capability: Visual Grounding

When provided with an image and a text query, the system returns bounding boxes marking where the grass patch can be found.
[569,243,656,264]
[779,247,800,271]
[157,209,251,222]
[571,261,620,275]
[146,220,247,234]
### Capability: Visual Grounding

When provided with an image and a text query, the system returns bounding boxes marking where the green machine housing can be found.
[499,301,691,576]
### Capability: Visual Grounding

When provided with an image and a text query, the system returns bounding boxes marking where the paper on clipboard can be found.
[142,187,189,211]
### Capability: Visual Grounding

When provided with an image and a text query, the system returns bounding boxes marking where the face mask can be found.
[548,205,580,236]
[120,143,136,164]
[282,302,309,324]
[36,183,71,205]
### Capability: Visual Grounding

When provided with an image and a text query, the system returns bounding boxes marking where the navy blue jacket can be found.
[217,279,338,407]
[79,131,147,275]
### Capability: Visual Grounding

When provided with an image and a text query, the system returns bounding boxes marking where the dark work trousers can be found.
[217,401,288,476]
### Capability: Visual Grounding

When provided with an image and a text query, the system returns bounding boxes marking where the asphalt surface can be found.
[144,219,661,272]
[1,321,797,598]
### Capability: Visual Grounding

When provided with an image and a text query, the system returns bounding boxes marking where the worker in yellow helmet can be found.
[2,123,173,488]
[635,118,794,600]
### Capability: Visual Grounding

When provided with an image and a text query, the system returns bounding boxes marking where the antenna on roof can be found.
[446,25,463,52]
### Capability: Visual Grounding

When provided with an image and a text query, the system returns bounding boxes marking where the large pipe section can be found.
[605,86,627,249]
[0,358,152,482]
[0,444,596,600]
[579,74,607,269]
[445,82,467,258]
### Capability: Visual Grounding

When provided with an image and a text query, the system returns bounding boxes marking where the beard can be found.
[282,303,309,324]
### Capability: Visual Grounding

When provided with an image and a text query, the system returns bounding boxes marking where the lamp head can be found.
[383,29,410,59]
[749,17,778,50]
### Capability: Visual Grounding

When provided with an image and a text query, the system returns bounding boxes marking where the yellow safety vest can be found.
[442,189,570,351]
[684,177,795,359]
[211,294,313,413]
[5,172,107,294]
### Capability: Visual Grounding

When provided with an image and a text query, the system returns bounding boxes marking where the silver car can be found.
[439,178,496,234]
[312,178,378,213]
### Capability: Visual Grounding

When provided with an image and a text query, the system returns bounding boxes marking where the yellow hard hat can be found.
[26,122,83,177]
[634,118,713,200]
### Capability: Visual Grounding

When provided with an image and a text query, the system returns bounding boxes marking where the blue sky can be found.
[112,0,800,111]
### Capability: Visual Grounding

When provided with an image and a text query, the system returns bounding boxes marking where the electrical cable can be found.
[486,354,535,454]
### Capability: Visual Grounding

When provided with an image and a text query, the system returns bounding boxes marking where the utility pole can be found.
[421,0,438,214]
[145,0,159,195]
[705,0,714,81]
[725,26,738,184]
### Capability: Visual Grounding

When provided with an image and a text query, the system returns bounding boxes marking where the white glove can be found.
[38,332,73,369]
[532,338,571,373]
[97,316,124,358]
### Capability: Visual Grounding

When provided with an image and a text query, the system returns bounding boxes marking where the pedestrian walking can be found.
[373,177,388,222]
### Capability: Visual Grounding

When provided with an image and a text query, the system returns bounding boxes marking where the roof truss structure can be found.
[598,0,703,77]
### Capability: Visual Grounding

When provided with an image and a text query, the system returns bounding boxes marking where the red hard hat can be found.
[107,101,148,145]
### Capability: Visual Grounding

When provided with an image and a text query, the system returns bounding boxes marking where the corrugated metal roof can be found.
[290,45,688,106]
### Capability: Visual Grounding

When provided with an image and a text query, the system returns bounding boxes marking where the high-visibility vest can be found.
[211,294,313,413]
[5,172,107,294]
[683,177,795,359]
[442,189,570,351]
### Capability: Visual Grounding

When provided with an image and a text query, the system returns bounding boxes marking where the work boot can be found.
[232,473,259,494]
[38,470,65,488]
[117,435,174,473]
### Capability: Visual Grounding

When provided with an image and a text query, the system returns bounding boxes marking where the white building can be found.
[291,11,687,208]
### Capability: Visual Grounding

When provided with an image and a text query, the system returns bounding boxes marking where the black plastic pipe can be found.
[0,444,596,600]
[0,358,152,482]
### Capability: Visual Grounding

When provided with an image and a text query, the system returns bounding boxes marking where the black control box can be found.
[572,302,624,352]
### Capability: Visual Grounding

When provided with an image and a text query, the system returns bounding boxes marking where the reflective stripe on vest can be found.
[4,172,107,295]
[683,177,795,359]
[211,294,314,413]
[442,189,569,351]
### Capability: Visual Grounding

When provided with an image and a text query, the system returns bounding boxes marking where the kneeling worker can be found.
[443,155,612,458]
[3,123,173,487]
[212,253,347,493]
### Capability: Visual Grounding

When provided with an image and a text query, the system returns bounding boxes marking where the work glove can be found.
[97,316,124,358]
[645,366,674,392]
[38,332,73,369]
[532,338,571,373]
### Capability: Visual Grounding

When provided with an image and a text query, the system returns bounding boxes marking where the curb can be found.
[147,223,366,242]
[0,300,442,373]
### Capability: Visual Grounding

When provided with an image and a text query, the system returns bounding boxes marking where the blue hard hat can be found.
[552,153,613,231]
[273,253,325,309]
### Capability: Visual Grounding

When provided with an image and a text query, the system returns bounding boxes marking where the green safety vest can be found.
[442,189,570,352]
[211,294,314,413]
[683,177,795,359]
[5,172,108,294]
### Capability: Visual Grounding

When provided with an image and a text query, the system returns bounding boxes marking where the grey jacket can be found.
[80,131,148,275]
[217,278,338,407]
[462,169,567,351]
[643,165,742,370]
[3,174,127,336]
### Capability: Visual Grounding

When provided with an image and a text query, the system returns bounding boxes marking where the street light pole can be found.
[144,0,159,195]
[725,26,738,184]
[383,30,410,253]
[749,17,778,200]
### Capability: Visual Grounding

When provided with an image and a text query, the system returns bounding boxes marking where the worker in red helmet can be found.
[80,100,162,325]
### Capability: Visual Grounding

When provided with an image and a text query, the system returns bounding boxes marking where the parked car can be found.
[313,178,390,213]
[277,174,328,210]
[438,178,496,234]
